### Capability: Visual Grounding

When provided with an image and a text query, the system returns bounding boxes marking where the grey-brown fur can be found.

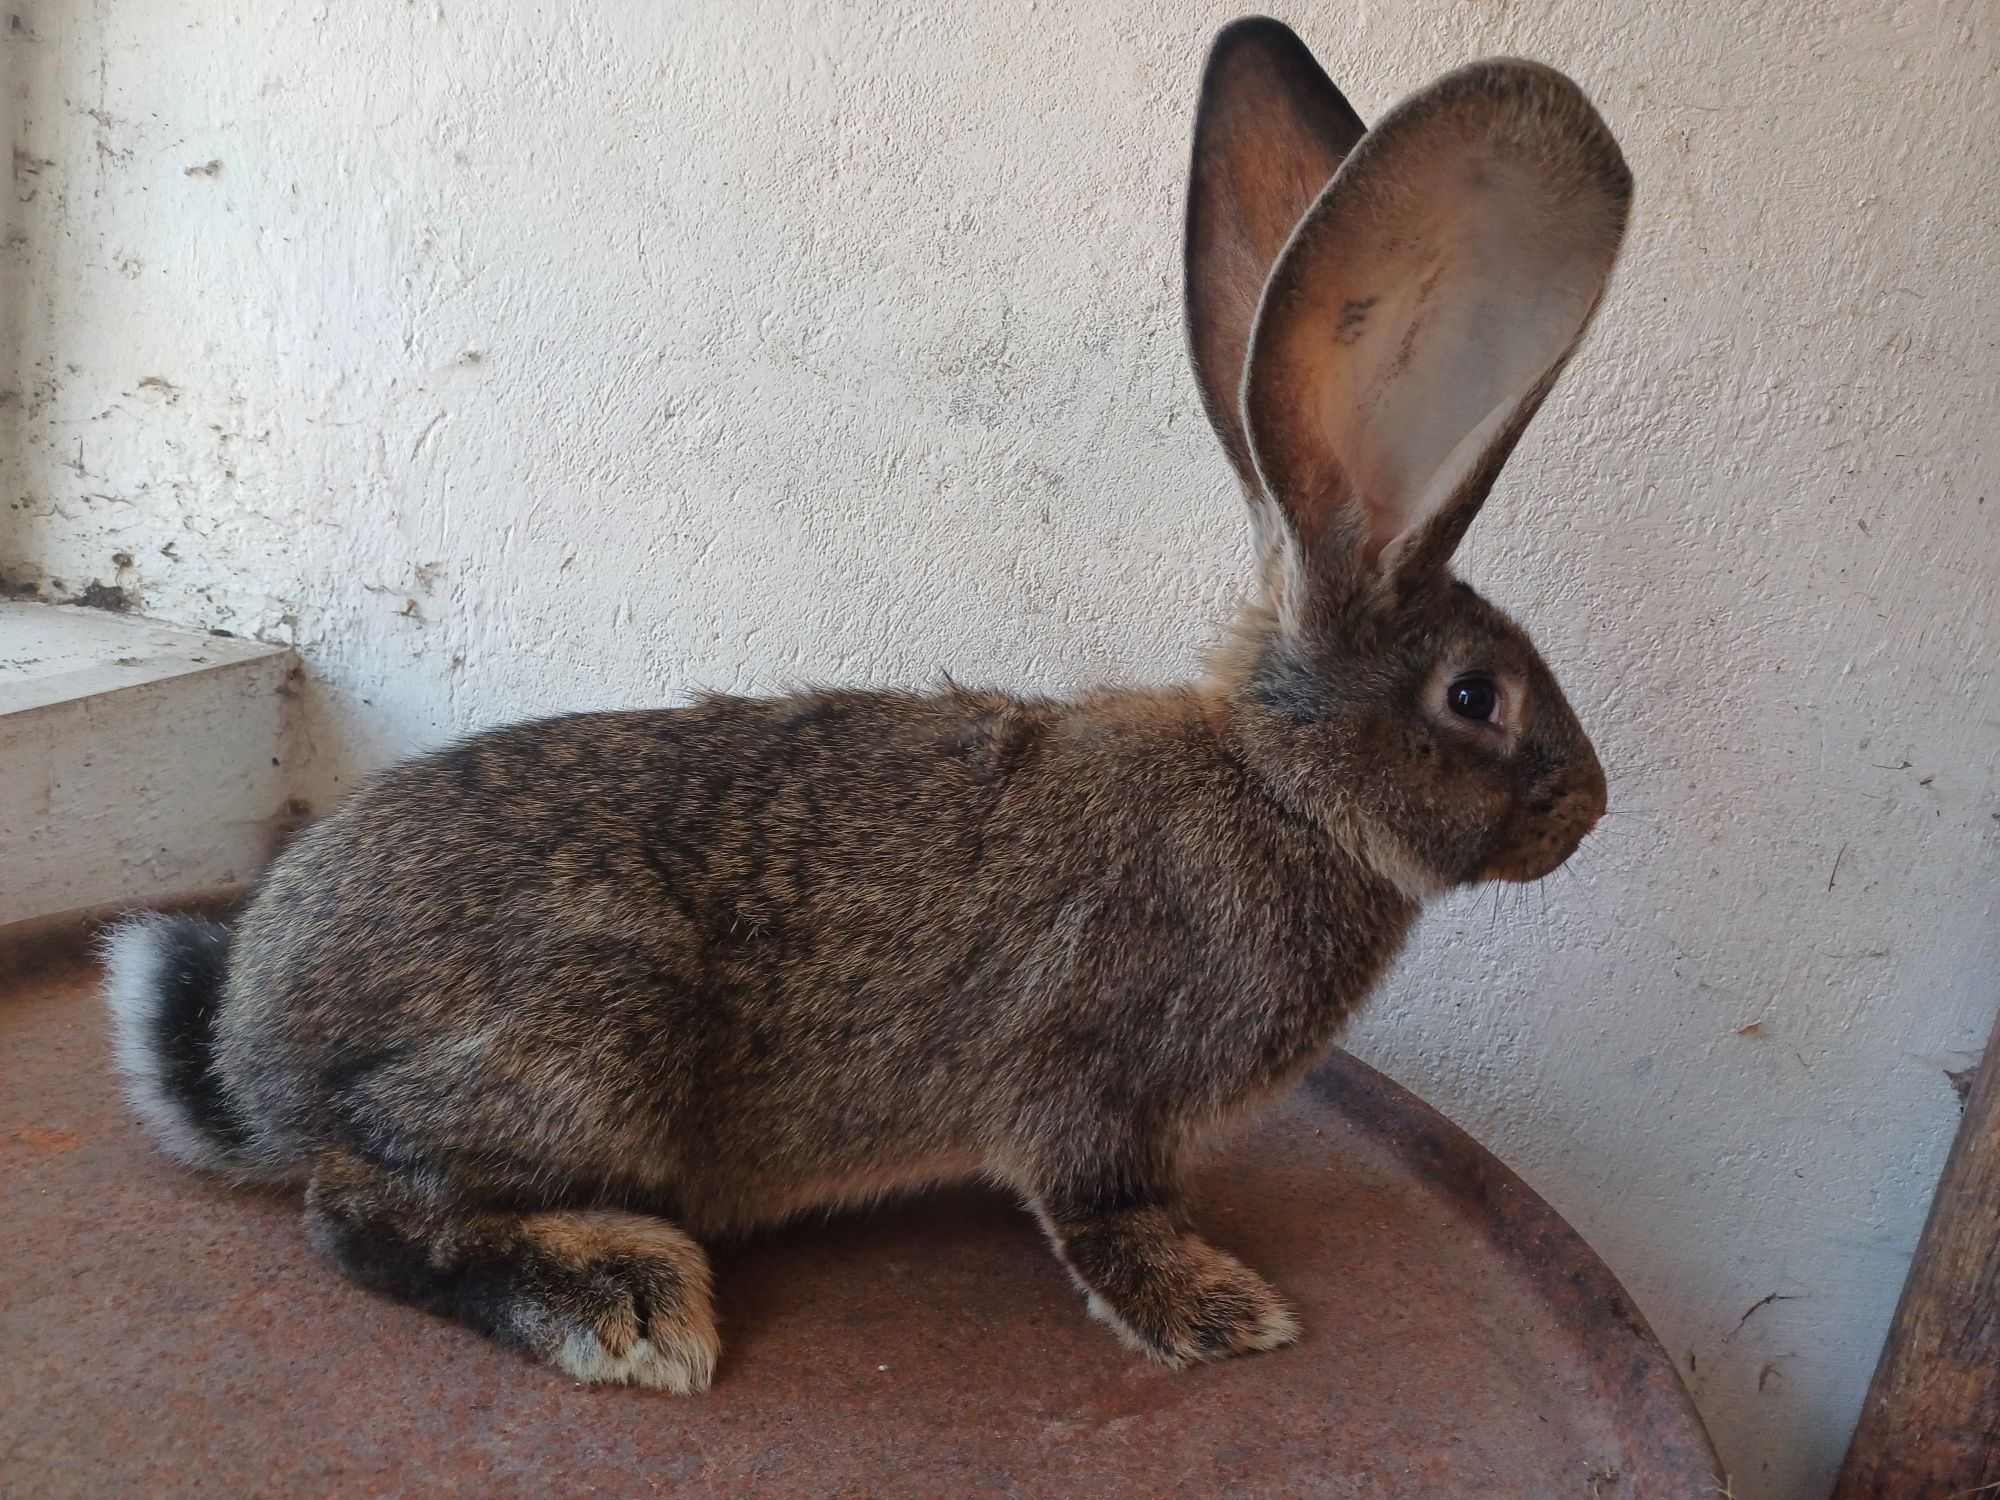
[103,19,1630,1389]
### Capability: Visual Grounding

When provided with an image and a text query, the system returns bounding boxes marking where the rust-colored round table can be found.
[1,959,1719,1497]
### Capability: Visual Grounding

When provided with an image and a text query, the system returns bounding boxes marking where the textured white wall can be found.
[5,2,1994,1493]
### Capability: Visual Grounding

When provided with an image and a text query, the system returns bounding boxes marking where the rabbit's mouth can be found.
[1474,776,1605,883]
[1478,837,1585,883]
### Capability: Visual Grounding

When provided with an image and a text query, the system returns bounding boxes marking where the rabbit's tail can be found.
[101,912,260,1172]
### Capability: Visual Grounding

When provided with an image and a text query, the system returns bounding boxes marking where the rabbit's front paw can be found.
[1047,1200,1300,1368]
[1088,1237,1300,1367]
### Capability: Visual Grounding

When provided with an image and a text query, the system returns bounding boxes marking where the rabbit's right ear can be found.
[1185,18,1366,502]
[1243,61,1631,609]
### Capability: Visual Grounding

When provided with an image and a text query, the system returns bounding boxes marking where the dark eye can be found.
[1447,675,1499,722]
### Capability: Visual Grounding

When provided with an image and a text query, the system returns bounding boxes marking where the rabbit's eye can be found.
[1447,675,1500,722]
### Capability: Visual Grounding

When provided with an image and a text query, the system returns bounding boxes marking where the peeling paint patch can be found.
[74,581,134,612]
[1,564,140,612]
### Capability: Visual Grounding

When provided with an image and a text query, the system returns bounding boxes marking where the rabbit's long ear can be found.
[1244,59,1631,601]
[1185,18,1366,500]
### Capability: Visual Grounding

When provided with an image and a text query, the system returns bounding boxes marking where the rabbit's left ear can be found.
[1244,59,1632,594]
[1185,18,1366,501]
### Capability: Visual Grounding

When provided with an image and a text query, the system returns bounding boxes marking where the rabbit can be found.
[102,17,1631,1394]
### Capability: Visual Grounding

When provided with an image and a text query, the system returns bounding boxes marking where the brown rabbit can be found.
[103,18,1630,1393]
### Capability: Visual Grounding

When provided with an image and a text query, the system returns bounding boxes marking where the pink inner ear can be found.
[1345,156,1611,556]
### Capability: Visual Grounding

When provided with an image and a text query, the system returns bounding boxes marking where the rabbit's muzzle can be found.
[1477,757,1607,883]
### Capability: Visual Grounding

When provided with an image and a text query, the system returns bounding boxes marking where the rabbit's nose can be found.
[1563,756,1608,838]
[1542,767,1606,857]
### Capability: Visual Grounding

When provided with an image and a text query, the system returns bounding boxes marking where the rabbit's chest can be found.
[1140,860,1419,1110]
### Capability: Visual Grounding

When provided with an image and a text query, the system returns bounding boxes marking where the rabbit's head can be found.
[1187,21,1629,894]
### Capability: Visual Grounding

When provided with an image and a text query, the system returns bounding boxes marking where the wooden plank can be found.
[1832,1005,2000,1498]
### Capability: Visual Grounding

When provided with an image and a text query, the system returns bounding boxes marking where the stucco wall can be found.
[5,2,1994,1493]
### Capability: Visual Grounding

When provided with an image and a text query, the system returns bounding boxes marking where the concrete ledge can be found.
[0,885,247,985]
[0,602,295,930]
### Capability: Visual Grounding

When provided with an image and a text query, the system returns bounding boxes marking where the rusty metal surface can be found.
[1,958,1719,1497]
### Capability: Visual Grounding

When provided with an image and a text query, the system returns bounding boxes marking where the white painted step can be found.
[0,602,295,932]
